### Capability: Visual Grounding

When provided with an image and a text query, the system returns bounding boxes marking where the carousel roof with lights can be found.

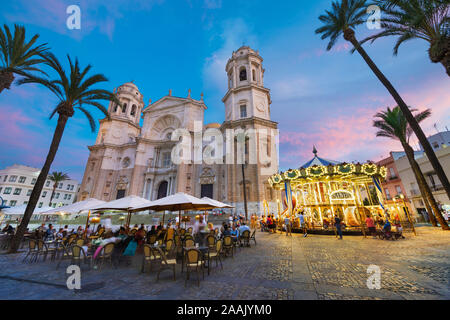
[300,146,341,168]
[269,146,387,189]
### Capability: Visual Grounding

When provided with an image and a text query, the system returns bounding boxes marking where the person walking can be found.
[284,215,292,236]
[299,213,307,237]
[334,215,343,240]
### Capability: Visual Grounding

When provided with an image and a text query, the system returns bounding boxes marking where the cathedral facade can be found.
[77,46,279,214]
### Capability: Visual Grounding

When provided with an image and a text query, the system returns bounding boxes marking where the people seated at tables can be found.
[230,225,238,237]
[147,225,157,236]
[1,223,14,234]
[238,222,250,236]
[44,224,56,241]
[76,226,84,236]
[222,225,231,236]
[36,223,47,232]
[56,228,64,240]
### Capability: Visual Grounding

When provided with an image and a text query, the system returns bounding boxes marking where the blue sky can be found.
[0,0,449,182]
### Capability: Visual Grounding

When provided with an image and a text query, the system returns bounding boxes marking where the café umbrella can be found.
[130,193,217,226]
[89,195,154,228]
[201,197,233,223]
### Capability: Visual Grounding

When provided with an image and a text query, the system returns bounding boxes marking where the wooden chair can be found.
[55,243,72,269]
[184,239,195,248]
[35,240,55,263]
[184,248,204,287]
[223,236,233,258]
[141,244,161,273]
[179,228,186,236]
[96,243,115,269]
[75,239,85,247]
[155,247,176,281]
[147,234,157,245]
[206,235,216,250]
[184,234,194,241]
[250,229,257,246]
[187,227,193,235]
[240,230,251,247]
[208,239,223,271]
[70,245,91,268]
[165,239,175,258]
[22,239,37,263]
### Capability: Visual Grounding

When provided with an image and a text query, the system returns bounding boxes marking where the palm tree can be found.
[373,106,449,230]
[48,171,70,205]
[0,24,49,94]
[360,0,450,76]
[8,53,119,253]
[315,0,450,201]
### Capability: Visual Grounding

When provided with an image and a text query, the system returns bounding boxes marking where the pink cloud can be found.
[278,77,450,169]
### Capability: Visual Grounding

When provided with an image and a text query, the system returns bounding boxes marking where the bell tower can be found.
[223,46,271,122]
[95,82,144,146]
[222,47,279,215]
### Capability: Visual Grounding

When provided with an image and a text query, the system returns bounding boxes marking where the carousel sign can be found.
[330,190,354,201]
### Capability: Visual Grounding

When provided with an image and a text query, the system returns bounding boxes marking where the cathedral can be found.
[77,46,279,214]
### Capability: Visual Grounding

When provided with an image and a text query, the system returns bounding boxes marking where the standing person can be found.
[299,213,307,237]
[334,215,343,240]
[365,215,376,239]
[284,215,292,236]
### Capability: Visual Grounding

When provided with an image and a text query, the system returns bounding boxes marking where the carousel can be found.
[268,147,389,234]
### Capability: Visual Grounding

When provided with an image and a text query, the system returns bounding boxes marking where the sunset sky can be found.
[1,0,449,182]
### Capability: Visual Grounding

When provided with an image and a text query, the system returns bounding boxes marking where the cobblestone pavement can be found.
[0,227,448,300]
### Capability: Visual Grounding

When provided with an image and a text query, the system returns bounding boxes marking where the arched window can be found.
[131,104,137,116]
[239,67,247,81]
[122,103,127,113]
[157,181,168,199]
[252,69,256,81]
[113,104,118,112]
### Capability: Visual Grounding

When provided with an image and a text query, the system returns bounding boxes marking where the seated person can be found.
[238,223,250,236]
[1,224,14,234]
[222,225,231,237]
[382,220,391,235]
[230,225,238,237]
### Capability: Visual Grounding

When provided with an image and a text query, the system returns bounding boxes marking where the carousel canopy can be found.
[300,146,341,168]
[269,146,387,189]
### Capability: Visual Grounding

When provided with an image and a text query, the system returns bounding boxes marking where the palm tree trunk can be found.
[402,142,449,230]
[49,183,57,204]
[345,29,450,200]
[0,71,14,94]
[9,114,69,253]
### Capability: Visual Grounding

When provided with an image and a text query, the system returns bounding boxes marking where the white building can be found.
[0,164,79,209]
[394,144,450,220]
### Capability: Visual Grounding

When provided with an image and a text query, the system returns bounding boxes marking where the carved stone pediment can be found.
[200,167,215,185]
[116,176,129,190]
